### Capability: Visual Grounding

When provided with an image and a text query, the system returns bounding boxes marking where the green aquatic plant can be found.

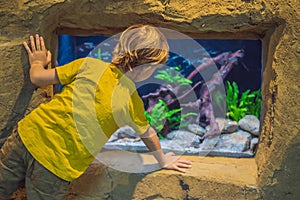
[154,66,192,86]
[144,100,197,139]
[226,81,261,121]
[246,89,261,117]
[146,66,196,138]
[97,48,102,60]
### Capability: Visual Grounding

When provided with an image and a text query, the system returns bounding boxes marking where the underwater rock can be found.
[223,121,239,133]
[165,130,177,140]
[108,126,139,142]
[164,130,197,153]
[107,132,119,143]
[119,137,141,143]
[217,131,252,152]
[198,130,252,154]
[116,126,139,139]
[199,135,220,151]
[238,115,260,136]
[105,130,199,154]
[187,124,206,136]
[104,140,147,152]
[215,118,226,131]
[216,118,239,133]
[190,135,203,148]
[250,137,259,153]
[104,129,254,157]
[166,130,196,141]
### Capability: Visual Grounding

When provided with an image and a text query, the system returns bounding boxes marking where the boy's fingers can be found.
[35,34,40,50]
[40,36,45,51]
[176,163,192,168]
[30,35,36,52]
[175,166,186,173]
[178,158,192,164]
[23,42,32,54]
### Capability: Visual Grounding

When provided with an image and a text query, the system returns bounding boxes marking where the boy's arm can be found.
[23,34,59,87]
[140,126,192,173]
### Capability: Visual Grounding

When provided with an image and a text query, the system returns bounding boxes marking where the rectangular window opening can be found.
[57,34,262,158]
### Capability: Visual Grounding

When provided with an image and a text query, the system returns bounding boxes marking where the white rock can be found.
[218,131,252,152]
[238,115,260,136]
[187,124,206,136]
[250,137,259,153]
[199,136,220,150]
[199,130,252,153]
[108,126,139,142]
[216,118,239,133]
[166,130,196,141]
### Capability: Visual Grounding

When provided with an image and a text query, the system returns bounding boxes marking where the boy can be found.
[0,24,192,199]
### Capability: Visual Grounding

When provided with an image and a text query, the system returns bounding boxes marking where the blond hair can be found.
[112,24,169,72]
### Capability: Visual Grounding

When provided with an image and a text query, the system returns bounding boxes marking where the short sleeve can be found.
[127,90,150,134]
[56,58,85,85]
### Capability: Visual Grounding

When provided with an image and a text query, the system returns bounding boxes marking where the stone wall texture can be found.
[0,0,299,199]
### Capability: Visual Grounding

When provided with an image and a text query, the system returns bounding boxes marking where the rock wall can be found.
[0,0,299,199]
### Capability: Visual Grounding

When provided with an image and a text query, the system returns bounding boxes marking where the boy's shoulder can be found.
[82,57,107,65]
[76,57,111,71]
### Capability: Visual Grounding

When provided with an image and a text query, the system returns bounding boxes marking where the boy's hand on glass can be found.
[23,34,51,68]
[22,34,58,87]
[162,152,192,173]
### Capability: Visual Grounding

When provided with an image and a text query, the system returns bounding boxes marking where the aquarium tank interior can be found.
[57,34,262,158]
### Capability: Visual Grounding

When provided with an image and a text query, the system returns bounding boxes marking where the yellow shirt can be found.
[18,57,149,181]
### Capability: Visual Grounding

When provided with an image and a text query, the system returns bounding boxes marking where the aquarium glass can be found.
[57,34,262,158]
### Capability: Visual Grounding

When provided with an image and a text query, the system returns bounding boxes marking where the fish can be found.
[101,51,111,57]
[208,50,219,55]
[182,59,191,65]
[83,42,95,49]
[169,55,180,61]
[103,42,111,47]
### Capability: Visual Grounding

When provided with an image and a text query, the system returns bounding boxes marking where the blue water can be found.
[57,35,262,95]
